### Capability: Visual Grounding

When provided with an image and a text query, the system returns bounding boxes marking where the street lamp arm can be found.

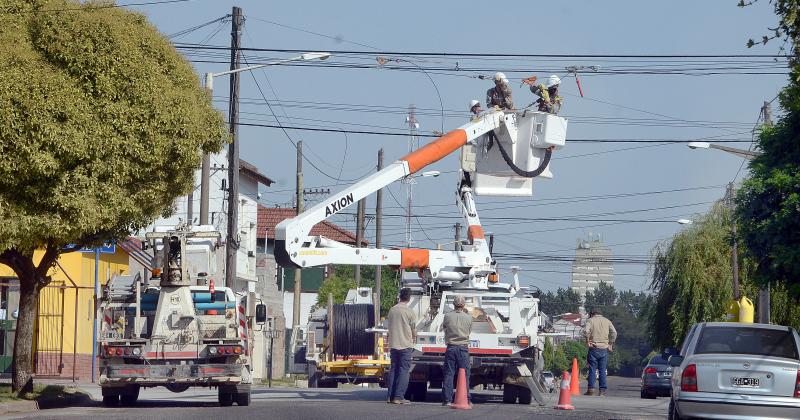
[708,144,761,160]
[203,52,331,90]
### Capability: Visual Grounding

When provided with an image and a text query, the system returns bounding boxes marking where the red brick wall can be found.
[34,351,98,380]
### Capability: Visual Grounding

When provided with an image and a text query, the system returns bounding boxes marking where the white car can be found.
[667,322,800,420]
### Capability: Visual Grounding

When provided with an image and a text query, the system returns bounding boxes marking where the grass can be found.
[260,375,306,388]
[0,384,87,402]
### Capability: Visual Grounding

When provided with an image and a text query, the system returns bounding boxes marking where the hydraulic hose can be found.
[490,131,553,178]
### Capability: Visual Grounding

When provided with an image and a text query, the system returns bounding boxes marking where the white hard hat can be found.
[469,99,480,109]
[494,72,507,82]
[545,75,561,88]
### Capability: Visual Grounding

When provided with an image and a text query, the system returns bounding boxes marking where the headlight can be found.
[132,347,141,356]
[209,346,218,355]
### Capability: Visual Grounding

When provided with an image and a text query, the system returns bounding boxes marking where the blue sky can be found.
[132,0,787,293]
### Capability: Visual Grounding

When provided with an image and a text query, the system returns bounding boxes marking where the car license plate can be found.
[469,340,480,348]
[731,377,759,388]
[661,372,672,378]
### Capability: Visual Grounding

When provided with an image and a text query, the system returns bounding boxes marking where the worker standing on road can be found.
[386,287,417,405]
[486,72,514,110]
[581,308,617,396]
[441,295,473,407]
[523,74,563,114]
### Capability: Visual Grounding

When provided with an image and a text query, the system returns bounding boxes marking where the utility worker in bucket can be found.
[441,295,473,407]
[469,99,483,116]
[486,72,514,110]
[523,74,563,114]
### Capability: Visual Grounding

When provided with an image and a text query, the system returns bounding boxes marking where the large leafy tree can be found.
[0,1,225,393]
[540,287,581,316]
[583,282,618,308]
[736,0,800,299]
[649,204,761,349]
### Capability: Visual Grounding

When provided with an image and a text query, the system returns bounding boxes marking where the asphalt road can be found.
[5,377,669,420]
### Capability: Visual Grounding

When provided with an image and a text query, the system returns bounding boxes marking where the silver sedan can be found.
[666,322,800,420]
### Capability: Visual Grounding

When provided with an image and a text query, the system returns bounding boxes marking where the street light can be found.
[677,219,693,225]
[686,142,762,160]
[687,140,769,322]
[194,52,331,289]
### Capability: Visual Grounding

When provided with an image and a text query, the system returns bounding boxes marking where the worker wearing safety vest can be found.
[523,74,563,114]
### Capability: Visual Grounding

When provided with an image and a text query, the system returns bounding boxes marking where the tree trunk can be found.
[12,275,40,395]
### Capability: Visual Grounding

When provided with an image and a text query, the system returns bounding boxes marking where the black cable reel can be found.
[330,304,375,357]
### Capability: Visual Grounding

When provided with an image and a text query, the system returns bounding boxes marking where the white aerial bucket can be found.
[463,111,567,197]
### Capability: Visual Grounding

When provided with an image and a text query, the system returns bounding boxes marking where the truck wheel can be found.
[404,381,427,401]
[102,395,119,406]
[120,386,140,406]
[319,380,338,388]
[307,363,319,388]
[236,391,251,406]
[218,389,234,407]
[502,384,518,404]
[517,386,532,405]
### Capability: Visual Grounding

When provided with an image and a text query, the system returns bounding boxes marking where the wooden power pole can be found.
[292,141,304,328]
[224,6,243,289]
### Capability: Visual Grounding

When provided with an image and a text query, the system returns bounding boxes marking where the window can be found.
[695,326,799,359]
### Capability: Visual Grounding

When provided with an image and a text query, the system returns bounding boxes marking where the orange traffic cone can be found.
[569,357,580,395]
[554,371,575,410]
[451,368,472,410]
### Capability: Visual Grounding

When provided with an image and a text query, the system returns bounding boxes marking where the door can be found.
[34,282,65,377]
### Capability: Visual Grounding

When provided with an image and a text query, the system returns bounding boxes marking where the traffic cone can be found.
[570,357,580,395]
[451,368,472,410]
[554,371,575,410]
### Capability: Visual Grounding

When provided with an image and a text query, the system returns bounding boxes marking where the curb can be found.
[0,400,38,416]
[0,392,93,416]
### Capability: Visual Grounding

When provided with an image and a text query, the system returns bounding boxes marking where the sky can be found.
[128,0,787,293]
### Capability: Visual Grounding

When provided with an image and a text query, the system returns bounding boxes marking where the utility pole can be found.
[292,141,304,328]
[224,6,243,289]
[759,100,773,323]
[727,183,740,300]
[454,223,461,251]
[374,149,383,320]
[403,105,419,248]
[355,198,366,286]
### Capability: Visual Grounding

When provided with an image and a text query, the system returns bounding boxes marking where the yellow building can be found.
[0,245,131,380]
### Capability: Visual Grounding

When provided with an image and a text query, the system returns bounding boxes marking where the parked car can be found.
[641,355,673,398]
[667,322,800,420]
[540,371,556,393]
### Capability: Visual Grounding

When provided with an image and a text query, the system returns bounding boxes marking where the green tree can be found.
[584,282,618,308]
[0,1,225,393]
[316,275,357,307]
[329,265,401,316]
[649,203,760,349]
[736,1,800,301]
[540,287,581,316]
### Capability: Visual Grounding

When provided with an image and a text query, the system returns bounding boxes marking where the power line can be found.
[174,44,789,59]
[234,121,753,143]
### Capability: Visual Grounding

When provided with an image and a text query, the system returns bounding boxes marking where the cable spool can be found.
[331,304,375,357]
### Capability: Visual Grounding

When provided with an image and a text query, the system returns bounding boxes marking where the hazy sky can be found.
[131,0,787,293]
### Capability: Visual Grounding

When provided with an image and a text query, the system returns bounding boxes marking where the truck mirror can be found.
[256,304,267,324]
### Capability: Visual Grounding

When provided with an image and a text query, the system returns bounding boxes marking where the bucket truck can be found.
[276,109,567,404]
[98,225,267,407]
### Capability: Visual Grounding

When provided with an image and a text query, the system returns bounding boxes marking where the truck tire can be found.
[319,380,338,388]
[218,389,234,407]
[119,386,140,406]
[307,363,319,388]
[517,386,532,405]
[502,384,518,404]
[236,391,251,406]
[404,381,427,402]
[102,395,119,406]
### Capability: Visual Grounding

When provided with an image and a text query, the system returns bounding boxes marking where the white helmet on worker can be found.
[469,99,480,109]
[545,75,561,88]
[494,72,507,82]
